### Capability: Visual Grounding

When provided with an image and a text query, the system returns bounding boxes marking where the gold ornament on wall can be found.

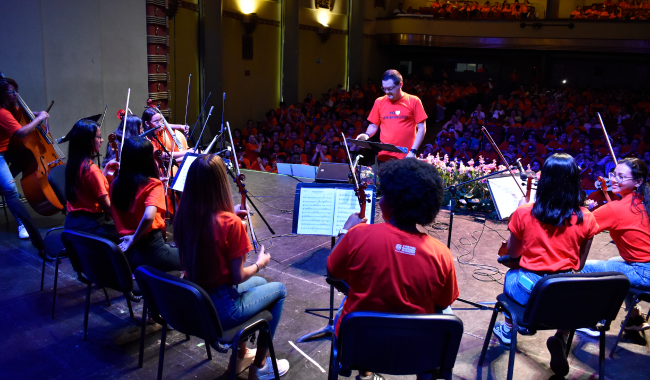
[315,0,335,11]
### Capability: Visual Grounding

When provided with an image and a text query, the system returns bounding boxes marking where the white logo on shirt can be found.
[395,110,401,115]
[395,244,416,256]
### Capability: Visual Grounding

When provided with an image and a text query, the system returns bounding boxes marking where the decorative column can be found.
[145,0,172,118]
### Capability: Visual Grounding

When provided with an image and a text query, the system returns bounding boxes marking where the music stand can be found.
[345,139,406,177]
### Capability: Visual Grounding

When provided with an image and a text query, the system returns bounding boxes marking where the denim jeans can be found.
[210,276,286,342]
[581,256,650,310]
[503,269,547,307]
[0,153,44,250]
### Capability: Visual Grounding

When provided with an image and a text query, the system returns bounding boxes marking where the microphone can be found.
[139,126,158,138]
[515,158,527,181]
[214,146,231,156]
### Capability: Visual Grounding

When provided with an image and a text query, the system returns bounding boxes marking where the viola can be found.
[105,133,119,185]
[597,176,612,203]
[7,88,65,215]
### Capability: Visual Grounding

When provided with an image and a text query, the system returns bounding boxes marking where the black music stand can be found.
[345,139,406,177]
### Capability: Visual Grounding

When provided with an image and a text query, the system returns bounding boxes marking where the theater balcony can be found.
[372,16,650,54]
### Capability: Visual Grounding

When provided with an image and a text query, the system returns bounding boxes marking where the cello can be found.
[7,86,65,215]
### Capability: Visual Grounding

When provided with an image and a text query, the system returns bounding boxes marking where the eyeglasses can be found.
[5,90,16,95]
[381,84,400,92]
[608,172,634,182]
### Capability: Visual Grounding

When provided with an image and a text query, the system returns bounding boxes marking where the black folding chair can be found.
[42,164,67,317]
[610,288,650,357]
[134,265,281,380]
[478,272,630,380]
[330,312,464,380]
[60,230,141,341]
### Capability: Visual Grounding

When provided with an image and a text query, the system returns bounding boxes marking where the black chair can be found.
[610,288,650,357]
[329,312,464,380]
[41,164,66,316]
[297,275,349,342]
[478,272,630,380]
[60,230,141,341]
[134,265,281,380]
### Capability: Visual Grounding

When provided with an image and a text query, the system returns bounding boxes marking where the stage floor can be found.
[0,169,648,380]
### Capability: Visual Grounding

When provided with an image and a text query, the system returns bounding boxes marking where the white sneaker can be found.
[18,224,29,239]
[248,356,290,379]
[235,348,257,374]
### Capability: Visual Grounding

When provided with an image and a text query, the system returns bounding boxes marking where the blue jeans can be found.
[504,269,547,307]
[581,256,650,310]
[0,153,43,249]
[210,276,286,342]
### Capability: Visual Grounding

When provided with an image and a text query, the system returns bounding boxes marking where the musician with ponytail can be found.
[581,157,650,332]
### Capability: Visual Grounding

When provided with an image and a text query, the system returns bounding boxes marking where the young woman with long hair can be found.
[110,137,179,272]
[0,74,48,241]
[581,158,650,332]
[493,153,599,377]
[64,119,120,241]
[102,114,142,167]
[173,154,289,379]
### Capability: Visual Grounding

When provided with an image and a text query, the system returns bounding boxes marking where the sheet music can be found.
[333,189,372,233]
[296,188,336,235]
[487,176,535,220]
[171,155,198,192]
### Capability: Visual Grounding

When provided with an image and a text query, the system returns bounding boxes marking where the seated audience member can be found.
[524,115,542,130]
[454,141,474,163]
[455,130,480,151]
[327,158,459,380]
[330,141,347,163]
[442,114,464,135]
[546,132,567,152]
[581,158,650,332]
[521,145,544,167]
[493,153,598,377]
[503,142,523,165]
[310,144,332,166]
[522,133,548,157]
[499,134,518,151]
[252,155,272,172]
[477,141,499,162]
[174,154,289,378]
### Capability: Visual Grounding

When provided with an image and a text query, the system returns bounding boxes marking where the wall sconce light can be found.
[318,26,330,42]
[242,13,259,34]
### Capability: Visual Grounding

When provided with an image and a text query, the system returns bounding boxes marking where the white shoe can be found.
[248,356,290,379]
[18,224,29,239]
[235,348,257,374]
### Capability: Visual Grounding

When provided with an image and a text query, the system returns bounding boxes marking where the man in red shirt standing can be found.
[357,70,427,161]
[327,158,459,380]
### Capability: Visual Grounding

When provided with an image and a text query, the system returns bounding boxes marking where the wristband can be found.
[254,263,260,273]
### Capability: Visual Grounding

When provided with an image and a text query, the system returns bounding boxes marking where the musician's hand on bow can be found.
[518,196,529,206]
[356,133,369,141]
[34,111,50,122]
[119,235,135,252]
[234,204,248,220]
[160,177,169,184]
[183,124,189,135]
[343,213,367,231]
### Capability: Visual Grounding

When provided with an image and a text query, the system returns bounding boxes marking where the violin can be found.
[341,133,370,219]
[4,74,65,215]
[105,133,119,184]
[597,176,612,203]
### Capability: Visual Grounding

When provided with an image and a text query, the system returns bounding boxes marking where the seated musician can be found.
[493,153,598,377]
[110,137,180,272]
[327,158,459,380]
[102,114,142,167]
[141,108,191,162]
[63,119,120,241]
[581,158,650,333]
[173,154,289,379]
[0,74,49,240]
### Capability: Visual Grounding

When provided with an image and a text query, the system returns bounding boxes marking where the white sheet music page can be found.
[171,155,199,192]
[297,187,336,235]
[487,176,533,220]
[333,189,372,235]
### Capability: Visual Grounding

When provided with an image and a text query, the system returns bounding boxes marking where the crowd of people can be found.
[570,0,650,20]
[394,0,539,19]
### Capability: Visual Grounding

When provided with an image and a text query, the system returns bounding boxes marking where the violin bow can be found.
[184,74,192,135]
[119,89,130,162]
[597,112,618,166]
[481,127,526,196]
[341,133,368,218]
[227,121,258,253]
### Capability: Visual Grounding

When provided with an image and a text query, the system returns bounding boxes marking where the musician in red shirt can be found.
[493,153,598,377]
[63,119,120,241]
[581,158,650,332]
[328,158,459,380]
[358,70,427,161]
[0,74,49,241]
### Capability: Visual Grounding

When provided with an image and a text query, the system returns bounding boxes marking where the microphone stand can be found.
[188,92,211,145]
[194,106,214,153]
[224,165,276,235]
[443,166,519,310]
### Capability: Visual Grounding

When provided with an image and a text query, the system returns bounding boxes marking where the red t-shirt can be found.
[477,150,499,162]
[593,192,650,262]
[244,143,259,162]
[67,162,109,213]
[0,107,23,153]
[192,212,253,290]
[508,203,599,272]
[110,178,167,236]
[327,223,459,335]
[367,93,428,161]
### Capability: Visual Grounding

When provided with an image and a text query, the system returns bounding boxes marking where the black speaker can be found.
[315,162,351,183]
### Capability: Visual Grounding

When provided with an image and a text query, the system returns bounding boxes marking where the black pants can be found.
[127,230,180,272]
[64,211,121,243]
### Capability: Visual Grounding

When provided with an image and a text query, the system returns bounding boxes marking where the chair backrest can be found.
[523,272,630,330]
[61,230,133,293]
[337,312,463,376]
[134,265,224,341]
[47,164,67,206]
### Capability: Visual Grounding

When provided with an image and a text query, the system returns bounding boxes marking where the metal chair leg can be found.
[264,327,281,380]
[157,324,167,380]
[599,330,606,380]
[126,298,134,319]
[610,306,635,357]
[51,255,61,319]
[566,330,575,358]
[229,334,240,380]
[103,287,111,306]
[478,304,501,366]
[139,302,147,368]
[40,256,46,291]
[83,283,92,341]
[506,325,518,380]
[205,340,212,360]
